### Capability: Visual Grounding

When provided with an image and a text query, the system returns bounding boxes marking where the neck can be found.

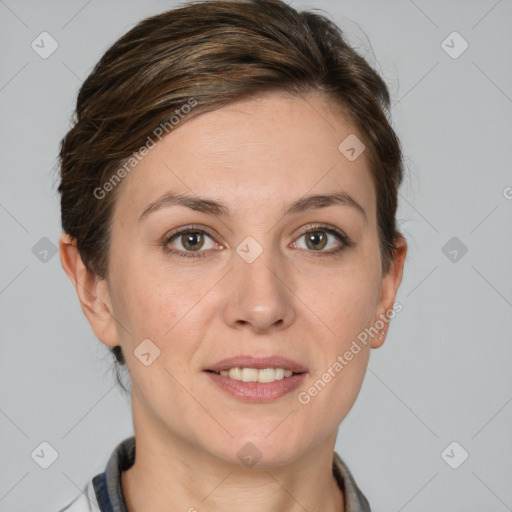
[121,399,345,512]
[122,451,344,512]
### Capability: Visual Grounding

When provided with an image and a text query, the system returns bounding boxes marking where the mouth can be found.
[204,367,305,383]
[203,355,308,386]
[203,367,308,403]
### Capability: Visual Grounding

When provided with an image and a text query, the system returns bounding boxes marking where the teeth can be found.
[217,367,294,382]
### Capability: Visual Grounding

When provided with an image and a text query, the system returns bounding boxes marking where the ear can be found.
[59,232,120,348]
[371,237,407,349]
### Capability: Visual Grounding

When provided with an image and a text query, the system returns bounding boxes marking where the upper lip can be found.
[204,355,308,373]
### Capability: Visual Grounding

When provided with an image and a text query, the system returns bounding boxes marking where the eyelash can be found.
[162,223,353,259]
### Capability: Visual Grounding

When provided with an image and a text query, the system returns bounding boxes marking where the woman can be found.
[57,0,407,510]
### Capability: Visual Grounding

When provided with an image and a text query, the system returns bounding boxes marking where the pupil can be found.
[307,232,326,250]
[184,232,203,251]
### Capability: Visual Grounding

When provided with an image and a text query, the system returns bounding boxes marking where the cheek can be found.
[300,264,379,339]
[116,265,213,363]
[131,279,188,338]
[108,260,182,343]
[295,264,378,410]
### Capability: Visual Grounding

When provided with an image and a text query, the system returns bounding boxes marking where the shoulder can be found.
[57,481,99,512]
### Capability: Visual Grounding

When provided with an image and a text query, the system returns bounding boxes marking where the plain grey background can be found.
[1,0,511,510]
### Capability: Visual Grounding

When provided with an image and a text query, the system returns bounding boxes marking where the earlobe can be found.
[372,328,386,349]
[59,232,120,348]
[371,237,408,349]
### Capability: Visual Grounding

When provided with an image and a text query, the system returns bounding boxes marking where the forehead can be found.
[113,91,376,223]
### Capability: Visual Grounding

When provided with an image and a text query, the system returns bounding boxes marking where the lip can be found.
[204,371,308,403]
[204,355,308,373]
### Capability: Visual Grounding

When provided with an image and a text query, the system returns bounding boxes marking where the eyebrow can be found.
[138,190,367,224]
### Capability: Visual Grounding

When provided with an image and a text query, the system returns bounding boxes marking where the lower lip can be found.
[203,371,308,403]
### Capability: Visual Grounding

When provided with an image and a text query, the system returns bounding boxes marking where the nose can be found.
[221,245,296,334]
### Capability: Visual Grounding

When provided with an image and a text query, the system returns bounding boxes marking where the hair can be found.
[57,0,406,391]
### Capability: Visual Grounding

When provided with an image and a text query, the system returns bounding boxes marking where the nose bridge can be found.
[222,237,296,332]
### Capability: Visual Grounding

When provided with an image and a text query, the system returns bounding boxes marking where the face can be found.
[92,91,404,465]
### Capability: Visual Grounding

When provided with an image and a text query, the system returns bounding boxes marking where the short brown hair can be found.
[57,0,405,382]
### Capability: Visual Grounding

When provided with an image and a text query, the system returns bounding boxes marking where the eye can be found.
[291,225,351,255]
[163,226,222,258]
[162,224,352,259]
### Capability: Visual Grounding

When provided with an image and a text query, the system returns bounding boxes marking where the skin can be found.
[60,90,407,512]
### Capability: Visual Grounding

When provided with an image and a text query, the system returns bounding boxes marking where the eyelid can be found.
[164,224,220,244]
[294,223,352,246]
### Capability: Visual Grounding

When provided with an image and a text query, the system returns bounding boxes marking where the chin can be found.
[208,431,305,468]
